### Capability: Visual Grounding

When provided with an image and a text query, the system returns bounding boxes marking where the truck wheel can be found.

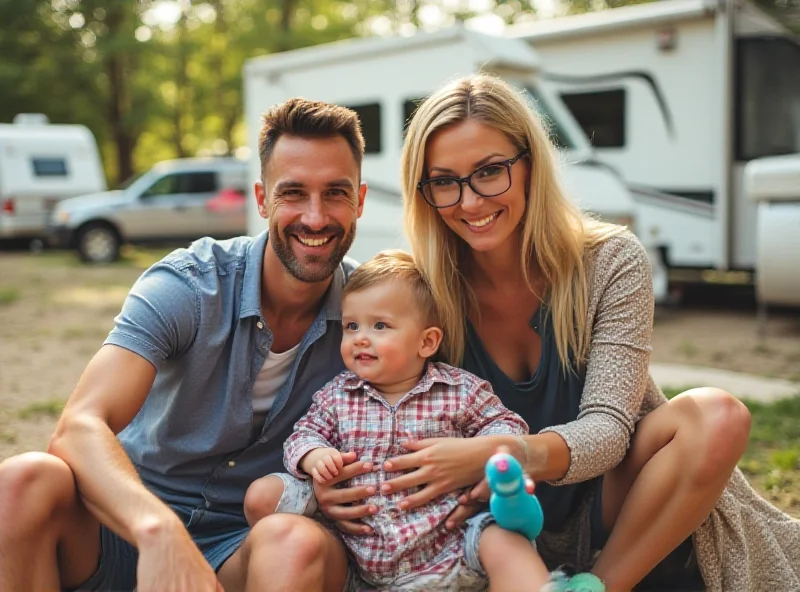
[77,222,120,264]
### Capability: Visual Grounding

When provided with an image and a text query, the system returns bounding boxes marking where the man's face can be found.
[255,135,366,283]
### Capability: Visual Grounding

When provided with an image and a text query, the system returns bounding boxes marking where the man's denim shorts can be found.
[69,503,250,591]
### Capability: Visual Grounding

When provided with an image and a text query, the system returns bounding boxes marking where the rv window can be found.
[31,158,68,177]
[345,103,381,154]
[736,37,800,160]
[522,87,574,150]
[560,89,626,148]
[402,98,426,137]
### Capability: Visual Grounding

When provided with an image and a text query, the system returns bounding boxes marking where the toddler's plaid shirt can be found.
[284,361,529,586]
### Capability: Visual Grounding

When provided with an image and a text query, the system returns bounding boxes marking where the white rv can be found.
[0,114,106,243]
[508,0,800,304]
[243,27,668,299]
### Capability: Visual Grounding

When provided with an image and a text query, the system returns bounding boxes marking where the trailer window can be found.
[736,37,800,161]
[402,97,425,137]
[560,89,626,148]
[31,158,68,177]
[345,103,381,154]
[522,87,574,150]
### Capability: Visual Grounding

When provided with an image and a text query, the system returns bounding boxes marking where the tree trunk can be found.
[278,0,299,50]
[211,0,232,154]
[173,3,189,158]
[103,2,137,185]
[106,54,135,184]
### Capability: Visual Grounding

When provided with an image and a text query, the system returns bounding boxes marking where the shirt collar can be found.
[341,361,460,394]
[239,229,345,323]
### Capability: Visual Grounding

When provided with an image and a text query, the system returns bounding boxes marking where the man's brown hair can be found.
[344,250,440,327]
[258,98,365,174]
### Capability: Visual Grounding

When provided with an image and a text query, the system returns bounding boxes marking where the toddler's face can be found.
[341,281,434,391]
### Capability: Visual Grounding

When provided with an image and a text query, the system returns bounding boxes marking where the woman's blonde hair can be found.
[401,74,623,370]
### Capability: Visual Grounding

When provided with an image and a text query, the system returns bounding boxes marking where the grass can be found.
[676,339,698,358]
[61,325,112,341]
[30,245,172,270]
[753,341,773,355]
[0,287,20,305]
[17,398,66,420]
[120,245,174,269]
[0,431,17,444]
[664,387,800,511]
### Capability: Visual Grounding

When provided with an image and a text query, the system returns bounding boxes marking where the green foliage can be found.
[1,0,795,185]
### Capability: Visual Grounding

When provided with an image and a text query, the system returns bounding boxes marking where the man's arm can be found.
[48,344,181,545]
[47,261,222,591]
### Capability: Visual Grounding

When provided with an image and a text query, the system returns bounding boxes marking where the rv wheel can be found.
[76,222,120,264]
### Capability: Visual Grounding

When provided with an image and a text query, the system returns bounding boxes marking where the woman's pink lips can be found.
[461,210,501,233]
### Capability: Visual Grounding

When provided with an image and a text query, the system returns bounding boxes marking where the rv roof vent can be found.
[13,113,50,125]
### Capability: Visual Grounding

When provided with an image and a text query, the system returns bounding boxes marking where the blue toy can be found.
[485,452,544,541]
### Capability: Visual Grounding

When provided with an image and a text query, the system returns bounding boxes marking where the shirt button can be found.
[256,321,264,329]
[228,460,236,467]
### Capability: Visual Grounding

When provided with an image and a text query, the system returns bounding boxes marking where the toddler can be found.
[245,250,551,591]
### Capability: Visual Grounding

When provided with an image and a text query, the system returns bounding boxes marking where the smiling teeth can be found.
[467,212,498,228]
[298,236,331,247]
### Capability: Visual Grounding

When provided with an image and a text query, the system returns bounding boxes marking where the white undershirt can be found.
[252,343,301,413]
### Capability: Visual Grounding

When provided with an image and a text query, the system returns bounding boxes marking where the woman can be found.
[315,74,800,591]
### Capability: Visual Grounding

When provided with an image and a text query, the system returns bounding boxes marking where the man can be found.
[0,98,372,591]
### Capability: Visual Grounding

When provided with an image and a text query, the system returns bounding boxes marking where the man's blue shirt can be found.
[105,230,353,514]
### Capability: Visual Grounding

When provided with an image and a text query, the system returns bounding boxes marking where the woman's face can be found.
[424,119,528,254]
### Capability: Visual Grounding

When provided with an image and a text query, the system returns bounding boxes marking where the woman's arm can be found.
[539,233,655,485]
[381,233,655,508]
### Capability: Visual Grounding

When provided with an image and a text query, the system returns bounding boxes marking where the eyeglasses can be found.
[417,150,529,209]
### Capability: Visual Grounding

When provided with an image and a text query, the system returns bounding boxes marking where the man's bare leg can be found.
[0,452,103,591]
[217,514,349,592]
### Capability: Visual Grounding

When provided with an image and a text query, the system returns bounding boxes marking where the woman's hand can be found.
[312,451,378,536]
[380,437,491,511]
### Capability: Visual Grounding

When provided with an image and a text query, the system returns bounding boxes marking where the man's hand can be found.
[313,451,378,536]
[300,447,345,484]
[135,518,224,592]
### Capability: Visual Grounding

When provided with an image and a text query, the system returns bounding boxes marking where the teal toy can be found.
[485,452,544,541]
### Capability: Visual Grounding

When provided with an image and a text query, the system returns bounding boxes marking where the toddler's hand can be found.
[302,448,345,484]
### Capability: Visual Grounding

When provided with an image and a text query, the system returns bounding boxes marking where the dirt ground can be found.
[1,250,799,512]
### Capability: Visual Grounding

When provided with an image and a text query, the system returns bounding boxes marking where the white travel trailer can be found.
[507,0,800,304]
[744,154,800,312]
[243,27,668,299]
[0,114,106,243]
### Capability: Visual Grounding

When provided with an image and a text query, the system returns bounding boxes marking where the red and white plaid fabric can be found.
[284,361,529,586]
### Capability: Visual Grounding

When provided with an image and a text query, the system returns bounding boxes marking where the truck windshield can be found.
[117,172,145,190]
[736,37,800,160]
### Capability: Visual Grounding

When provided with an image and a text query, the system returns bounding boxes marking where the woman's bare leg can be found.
[591,388,751,592]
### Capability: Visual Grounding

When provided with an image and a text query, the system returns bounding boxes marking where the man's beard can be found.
[271,221,356,283]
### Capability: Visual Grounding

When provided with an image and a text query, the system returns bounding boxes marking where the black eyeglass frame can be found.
[417,150,530,209]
